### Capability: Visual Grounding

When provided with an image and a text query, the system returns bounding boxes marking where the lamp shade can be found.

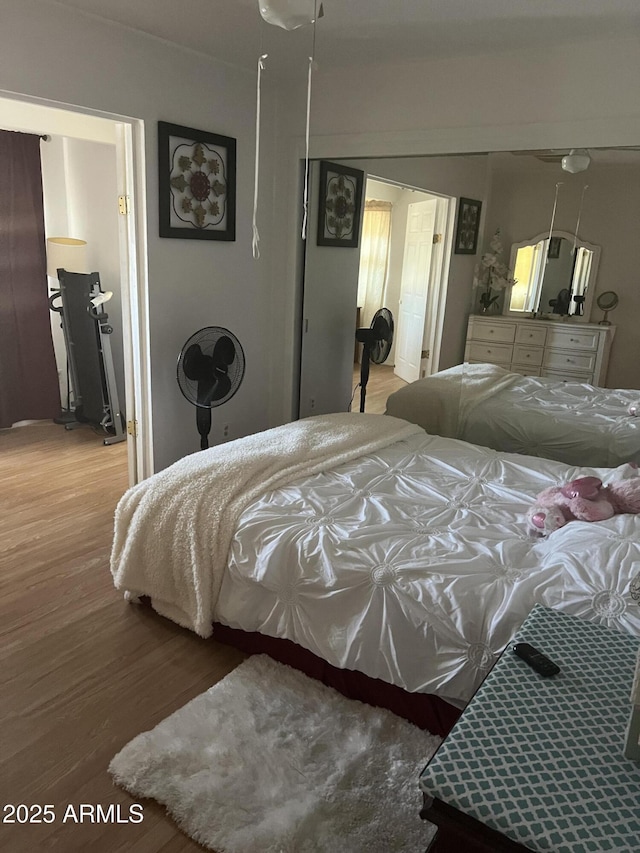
[46,237,88,278]
[561,149,591,174]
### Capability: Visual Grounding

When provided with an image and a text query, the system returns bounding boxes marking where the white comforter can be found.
[385,363,640,467]
[110,413,421,637]
[215,428,640,706]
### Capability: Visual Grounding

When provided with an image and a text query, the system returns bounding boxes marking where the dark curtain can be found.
[0,129,60,428]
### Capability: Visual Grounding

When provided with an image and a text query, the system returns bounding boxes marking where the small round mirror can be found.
[596,291,619,311]
[596,290,618,326]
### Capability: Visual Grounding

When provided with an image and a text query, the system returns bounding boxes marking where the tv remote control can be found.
[512,642,560,677]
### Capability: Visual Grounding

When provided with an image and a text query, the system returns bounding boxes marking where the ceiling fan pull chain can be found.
[301,4,318,241]
[252,52,268,260]
[572,184,589,253]
[539,180,563,299]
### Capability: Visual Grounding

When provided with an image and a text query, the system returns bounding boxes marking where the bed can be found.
[385,362,640,467]
[111,412,640,733]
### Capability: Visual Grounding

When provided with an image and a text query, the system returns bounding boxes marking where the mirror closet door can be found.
[298,161,366,419]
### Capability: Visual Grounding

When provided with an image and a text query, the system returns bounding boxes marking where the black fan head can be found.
[177,327,245,409]
[369,308,394,364]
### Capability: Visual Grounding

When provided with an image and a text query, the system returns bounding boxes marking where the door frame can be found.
[0,89,152,484]
[113,119,153,482]
[424,192,455,377]
[358,173,455,380]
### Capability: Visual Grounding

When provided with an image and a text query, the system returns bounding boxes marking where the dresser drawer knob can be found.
[489,329,494,334]
[526,354,530,358]
[567,358,574,363]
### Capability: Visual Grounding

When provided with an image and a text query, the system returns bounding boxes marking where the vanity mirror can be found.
[505,230,600,322]
[596,290,619,325]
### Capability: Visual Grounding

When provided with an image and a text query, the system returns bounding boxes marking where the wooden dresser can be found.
[464,316,615,385]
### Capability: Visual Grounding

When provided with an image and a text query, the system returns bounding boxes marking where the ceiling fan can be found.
[510,146,640,173]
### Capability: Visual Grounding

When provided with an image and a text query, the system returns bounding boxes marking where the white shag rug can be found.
[109,655,441,853]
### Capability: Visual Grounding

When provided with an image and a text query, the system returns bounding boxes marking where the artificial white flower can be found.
[472,228,516,310]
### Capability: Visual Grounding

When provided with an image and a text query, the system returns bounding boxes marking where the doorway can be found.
[0,91,151,485]
[353,176,453,408]
[298,161,454,419]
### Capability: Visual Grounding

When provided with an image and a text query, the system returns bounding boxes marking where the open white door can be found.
[394,199,436,383]
[114,120,153,483]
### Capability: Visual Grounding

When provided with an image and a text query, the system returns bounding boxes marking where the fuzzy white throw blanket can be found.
[385,363,519,437]
[110,413,422,637]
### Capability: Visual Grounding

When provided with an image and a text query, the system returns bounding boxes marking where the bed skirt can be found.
[211,622,461,737]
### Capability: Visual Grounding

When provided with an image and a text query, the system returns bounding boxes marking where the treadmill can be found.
[49,270,126,445]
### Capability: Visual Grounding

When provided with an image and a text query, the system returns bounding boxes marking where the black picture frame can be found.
[316,160,364,248]
[158,121,236,241]
[454,197,482,255]
[548,236,562,259]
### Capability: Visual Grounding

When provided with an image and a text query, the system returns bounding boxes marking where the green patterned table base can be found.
[419,605,640,852]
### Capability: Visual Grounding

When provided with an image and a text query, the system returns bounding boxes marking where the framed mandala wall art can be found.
[316,160,364,248]
[158,121,236,241]
[454,196,482,255]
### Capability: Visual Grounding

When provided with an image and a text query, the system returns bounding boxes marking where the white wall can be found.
[1,0,301,470]
[308,38,640,144]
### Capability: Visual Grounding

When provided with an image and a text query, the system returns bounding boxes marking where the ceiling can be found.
[49,0,640,74]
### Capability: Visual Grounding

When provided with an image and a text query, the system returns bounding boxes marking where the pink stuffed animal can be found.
[528,463,640,535]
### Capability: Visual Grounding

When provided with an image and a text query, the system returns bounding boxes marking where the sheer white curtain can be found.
[357,200,392,327]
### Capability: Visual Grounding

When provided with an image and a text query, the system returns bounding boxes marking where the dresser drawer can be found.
[511,365,541,376]
[543,348,597,373]
[542,368,594,382]
[466,341,513,364]
[546,327,600,351]
[515,325,547,347]
[470,320,516,344]
[512,345,544,366]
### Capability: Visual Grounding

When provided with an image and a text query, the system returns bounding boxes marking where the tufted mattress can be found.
[216,430,640,706]
[385,363,640,468]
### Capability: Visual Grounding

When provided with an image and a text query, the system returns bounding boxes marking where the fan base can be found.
[53,409,77,425]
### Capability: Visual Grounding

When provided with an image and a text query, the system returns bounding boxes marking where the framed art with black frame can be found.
[158,121,236,241]
[316,160,364,248]
[454,197,482,255]
[548,236,562,259]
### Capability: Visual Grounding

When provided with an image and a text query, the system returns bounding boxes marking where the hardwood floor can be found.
[351,362,408,414]
[0,422,246,852]
[0,384,408,851]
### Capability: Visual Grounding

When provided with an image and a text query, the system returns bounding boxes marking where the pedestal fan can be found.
[177,327,245,450]
[355,308,394,413]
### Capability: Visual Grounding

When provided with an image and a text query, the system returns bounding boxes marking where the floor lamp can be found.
[46,237,88,424]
